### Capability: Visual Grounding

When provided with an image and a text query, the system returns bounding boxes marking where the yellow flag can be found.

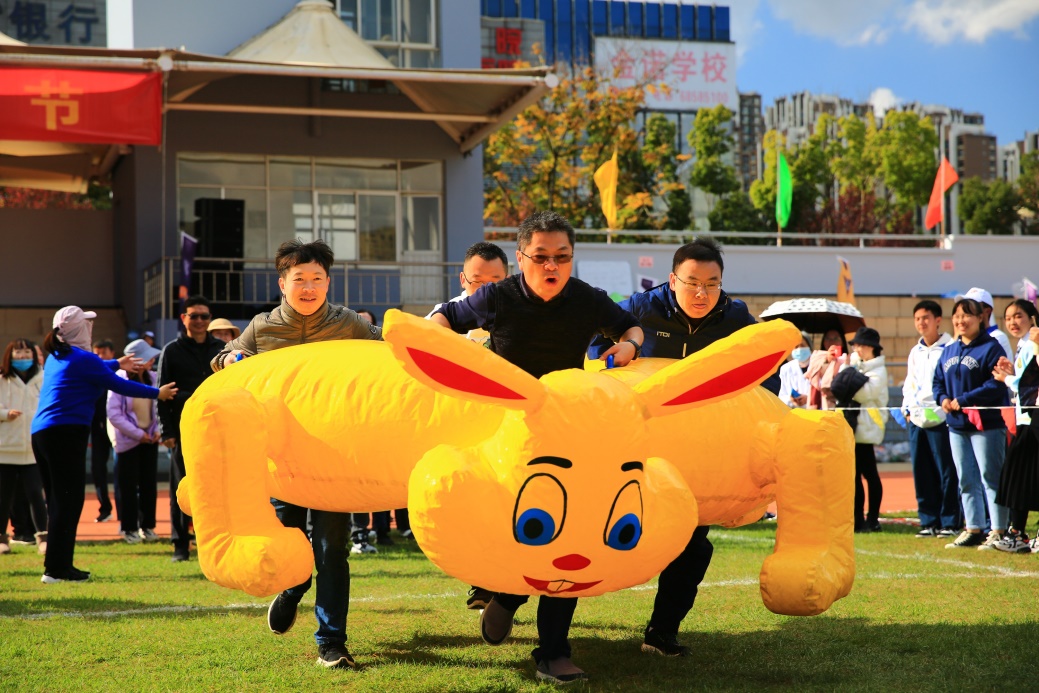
[836,256,856,305]
[594,149,619,230]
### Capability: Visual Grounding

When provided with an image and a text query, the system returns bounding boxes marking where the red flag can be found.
[0,69,163,145]
[924,157,959,229]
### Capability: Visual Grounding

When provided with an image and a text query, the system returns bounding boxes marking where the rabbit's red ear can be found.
[383,310,546,411]
[635,320,800,416]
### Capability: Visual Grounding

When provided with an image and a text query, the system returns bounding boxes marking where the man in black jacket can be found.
[592,237,780,658]
[157,295,225,562]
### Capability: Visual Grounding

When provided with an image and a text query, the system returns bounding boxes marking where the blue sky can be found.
[727,0,1039,146]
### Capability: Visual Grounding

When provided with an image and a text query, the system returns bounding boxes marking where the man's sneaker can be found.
[1031,536,1039,554]
[915,526,939,538]
[350,541,377,555]
[642,625,690,657]
[267,594,299,635]
[535,657,587,683]
[993,530,1031,554]
[41,567,90,583]
[977,530,1004,551]
[139,528,159,542]
[122,530,142,544]
[479,598,515,645]
[10,534,36,545]
[95,512,112,523]
[945,530,985,548]
[466,586,493,610]
[399,529,414,540]
[171,550,190,563]
[316,643,356,669]
[937,528,958,538]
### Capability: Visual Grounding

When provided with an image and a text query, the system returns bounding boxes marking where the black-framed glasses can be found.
[519,251,573,266]
[674,276,722,294]
[184,313,211,321]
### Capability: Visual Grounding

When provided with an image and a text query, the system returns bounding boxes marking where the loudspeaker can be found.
[194,198,244,258]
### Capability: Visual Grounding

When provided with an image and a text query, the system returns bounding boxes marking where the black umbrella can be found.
[759,298,866,335]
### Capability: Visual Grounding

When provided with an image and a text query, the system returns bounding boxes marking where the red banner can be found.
[0,69,162,145]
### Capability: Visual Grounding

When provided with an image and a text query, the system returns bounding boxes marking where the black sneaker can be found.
[642,625,690,657]
[171,548,190,563]
[479,598,515,645]
[41,567,91,584]
[95,511,112,523]
[267,594,299,634]
[466,586,493,610]
[316,643,356,669]
[915,527,938,538]
[945,530,985,549]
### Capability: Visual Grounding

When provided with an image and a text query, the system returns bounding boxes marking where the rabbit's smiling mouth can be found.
[523,577,602,594]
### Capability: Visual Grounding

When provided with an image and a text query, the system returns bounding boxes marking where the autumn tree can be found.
[624,113,691,230]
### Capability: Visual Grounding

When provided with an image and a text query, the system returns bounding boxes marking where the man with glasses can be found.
[426,241,509,346]
[590,237,779,658]
[157,296,225,563]
[429,210,643,684]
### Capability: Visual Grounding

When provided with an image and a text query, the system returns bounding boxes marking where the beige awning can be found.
[0,0,556,192]
[0,30,25,46]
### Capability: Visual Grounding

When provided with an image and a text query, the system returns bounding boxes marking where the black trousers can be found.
[90,417,114,516]
[855,443,883,528]
[494,593,578,662]
[32,425,90,575]
[169,442,192,551]
[0,463,48,535]
[117,443,158,534]
[649,525,714,634]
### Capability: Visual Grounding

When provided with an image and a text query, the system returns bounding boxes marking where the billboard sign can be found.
[0,0,107,46]
[594,37,737,111]
[480,17,545,69]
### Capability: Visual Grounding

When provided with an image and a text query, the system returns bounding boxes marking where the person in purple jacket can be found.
[107,339,164,545]
[932,298,1009,550]
[31,307,177,584]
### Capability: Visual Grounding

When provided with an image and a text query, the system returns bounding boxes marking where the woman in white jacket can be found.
[0,339,49,555]
[845,327,889,533]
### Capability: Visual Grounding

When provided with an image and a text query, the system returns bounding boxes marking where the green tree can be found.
[686,104,740,215]
[637,113,691,230]
[872,111,939,214]
[831,113,880,205]
[1018,151,1039,234]
[959,177,1021,235]
[749,130,819,236]
[707,191,768,235]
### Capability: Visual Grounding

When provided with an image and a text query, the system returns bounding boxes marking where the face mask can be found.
[11,359,33,372]
[791,347,811,363]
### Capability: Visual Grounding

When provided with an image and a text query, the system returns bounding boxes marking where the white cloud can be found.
[726,0,765,65]
[869,87,902,117]
[903,0,1039,44]
[765,0,899,44]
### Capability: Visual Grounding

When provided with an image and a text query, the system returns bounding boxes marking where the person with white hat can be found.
[962,287,1012,359]
[31,306,178,584]
[107,339,165,545]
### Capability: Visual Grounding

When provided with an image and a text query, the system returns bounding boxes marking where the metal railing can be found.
[142,256,463,322]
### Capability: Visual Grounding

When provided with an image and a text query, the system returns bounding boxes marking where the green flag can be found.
[923,407,942,423]
[776,151,792,229]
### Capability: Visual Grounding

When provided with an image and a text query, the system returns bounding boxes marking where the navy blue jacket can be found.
[589,284,780,394]
[932,331,1008,432]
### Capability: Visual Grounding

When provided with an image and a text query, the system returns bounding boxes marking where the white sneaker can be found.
[1030,536,1039,554]
[350,541,378,555]
[139,528,159,542]
[122,531,142,544]
[993,531,1031,554]
[399,529,413,540]
[977,530,1003,550]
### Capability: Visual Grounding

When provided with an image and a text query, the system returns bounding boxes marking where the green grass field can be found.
[3,522,1037,692]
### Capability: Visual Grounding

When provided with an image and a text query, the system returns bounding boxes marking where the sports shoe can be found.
[122,530,142,544]
[1031,536,1039,554]
[10,534,36,545]
[267,594,299,635]
[316,643,356,669]
[41,567,90,583]
[139,528,159,542]
[977,530,1004,551]
[0,534,9,555]
[479,598,514,645]
[399,529,414,540]
[535,657,587,683]
[642,625,690,657]
[171,551,190,563]
[945,530,985,549]
[937,528,958,538]
[915,527,939,538]
[993,530,1031,554]
[95,512,112,523]
[350,541,377,555]
[466,586,493,610]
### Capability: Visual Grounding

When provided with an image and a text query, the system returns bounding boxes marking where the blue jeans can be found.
[908,423,961,530]
[271,499,351,646]
[948,428,1007,532]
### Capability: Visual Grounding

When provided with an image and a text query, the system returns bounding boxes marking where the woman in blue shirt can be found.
[31,306,177,584]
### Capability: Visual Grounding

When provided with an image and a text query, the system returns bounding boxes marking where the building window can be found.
[178,154,443,262]
[337,0,438,67]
